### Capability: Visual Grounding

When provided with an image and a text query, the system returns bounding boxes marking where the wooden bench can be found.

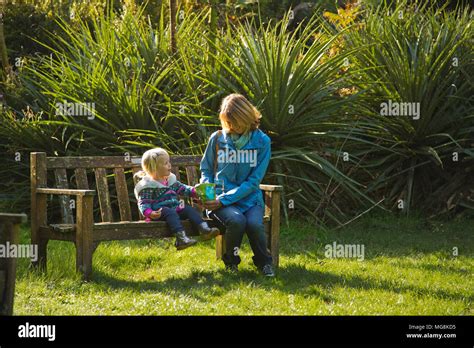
[30,152,282,280]
[0,213,27,315]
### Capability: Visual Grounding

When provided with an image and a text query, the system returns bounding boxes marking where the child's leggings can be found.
[158,205,203,234]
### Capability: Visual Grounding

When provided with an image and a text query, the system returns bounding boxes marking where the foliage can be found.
[342,1,474,216]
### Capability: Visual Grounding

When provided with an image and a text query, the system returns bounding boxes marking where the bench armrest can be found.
[36,188,96,196]
[259,184,283,192]
[0,213,27,224]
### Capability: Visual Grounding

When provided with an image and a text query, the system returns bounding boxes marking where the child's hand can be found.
[150,208,162,219]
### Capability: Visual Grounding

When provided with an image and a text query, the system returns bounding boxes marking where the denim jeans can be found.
[157,205,203,234]
[208,204,272,268]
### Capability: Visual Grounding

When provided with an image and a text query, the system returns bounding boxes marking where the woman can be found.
[200,93,275,277]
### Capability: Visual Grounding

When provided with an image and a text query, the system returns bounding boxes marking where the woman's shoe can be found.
[197,222,220,241]
[261,264,275,277]
[175,231,197,250]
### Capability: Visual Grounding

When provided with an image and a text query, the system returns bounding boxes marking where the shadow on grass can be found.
[92,263,473,305]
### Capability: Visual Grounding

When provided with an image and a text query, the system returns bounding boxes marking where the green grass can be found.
[13,213,473,315]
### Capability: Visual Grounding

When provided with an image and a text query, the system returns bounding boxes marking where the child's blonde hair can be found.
[219,93,261,134]
[134,148,168,180]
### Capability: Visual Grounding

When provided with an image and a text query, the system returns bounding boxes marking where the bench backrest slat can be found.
[74,168,89,189]
[113,168,132,222]
[46,155,202,169]
[94,168,113,222]
[172,166,181,181]
[131,167,145,220]
[185,166,198,186]
[54,169,74,224]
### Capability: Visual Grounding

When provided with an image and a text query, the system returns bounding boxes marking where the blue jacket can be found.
[200,128,271,213]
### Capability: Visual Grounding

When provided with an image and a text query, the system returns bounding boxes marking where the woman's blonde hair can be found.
[134,148,168,179]
[219,93,262,134]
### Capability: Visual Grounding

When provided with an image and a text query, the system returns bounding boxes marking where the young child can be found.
[134,148,220,250]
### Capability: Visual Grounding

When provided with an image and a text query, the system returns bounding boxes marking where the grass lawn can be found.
[13,212,473,315]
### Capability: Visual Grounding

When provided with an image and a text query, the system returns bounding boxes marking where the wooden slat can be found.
[39,226,75,241]
[185,165,198,185]
[131,168,145,220]
[169,156,202,166]
[114,168,132,222]
[41,219,265,244]
[94,168,113,222]
[93,218,229,229]
[74,168,89,189]
[36,188,95,196]
[50,224,75,233]
[45,216,270,234]
[171,166,181,181]
[47,155,202,169]
[54,168,74,224]
[132,167,145,220]
[0,214,27,224]
[260,184,283,192]
[93,220,194,241]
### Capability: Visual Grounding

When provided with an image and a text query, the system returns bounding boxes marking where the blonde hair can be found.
[219,93,262,134]
[134,148,168,180]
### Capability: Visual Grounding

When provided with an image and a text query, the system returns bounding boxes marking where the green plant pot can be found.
[195,183,216,202]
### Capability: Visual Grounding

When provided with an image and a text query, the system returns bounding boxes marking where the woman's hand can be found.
[192,197,203,209]
[203,199,222,211]
[150,208,162,219]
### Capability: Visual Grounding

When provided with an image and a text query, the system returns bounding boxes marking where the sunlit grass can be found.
[13,212,473,315]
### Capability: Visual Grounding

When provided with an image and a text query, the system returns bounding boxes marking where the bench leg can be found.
[270,228,279,268]
[36,239,48,271]
[1,222,20,315]
[82,244,93,281]
[74,239,83,274]
[31,205,47,271]
[270,191,281,268]
[76,195,94,280]
[31,225,48,271]
[215,234,225,260]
